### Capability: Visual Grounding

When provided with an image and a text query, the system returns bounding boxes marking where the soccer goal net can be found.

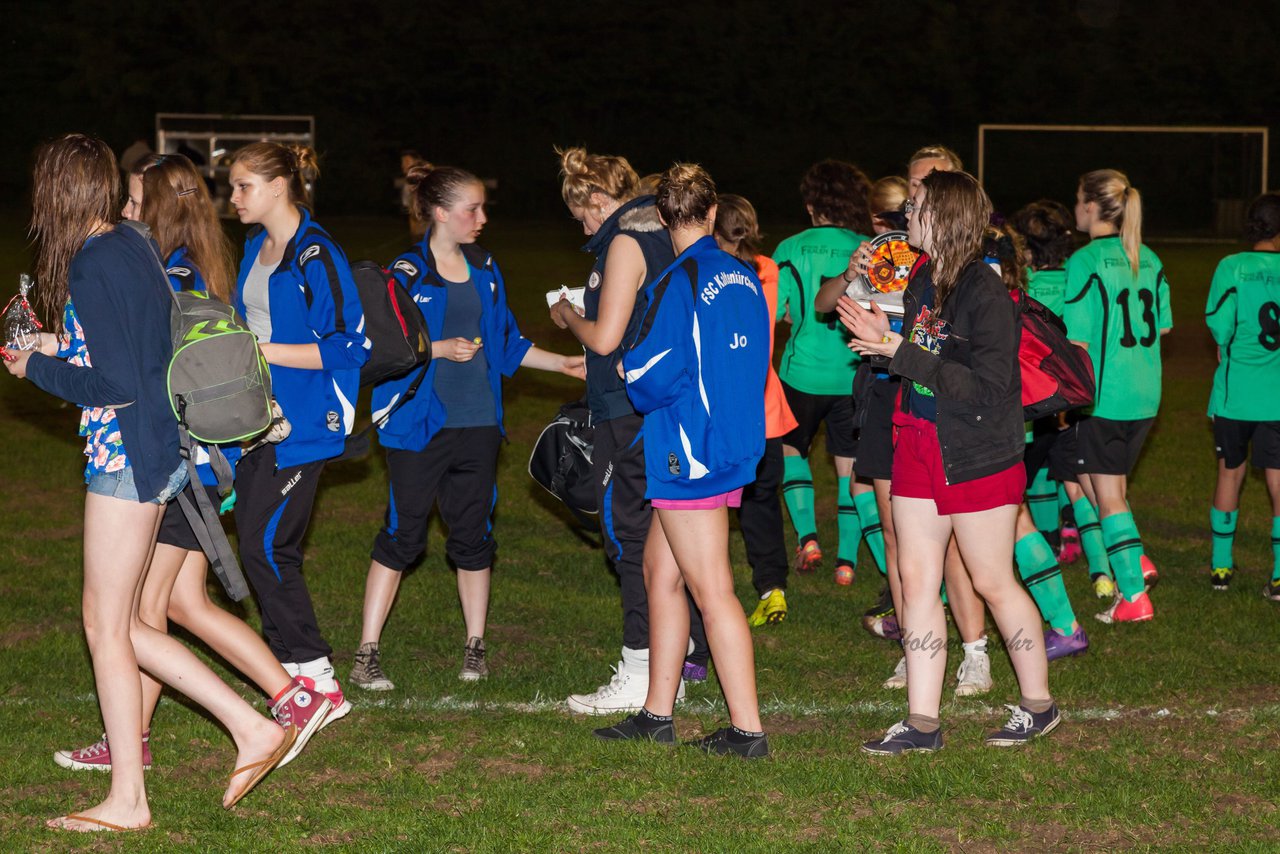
[977,125,1269,239]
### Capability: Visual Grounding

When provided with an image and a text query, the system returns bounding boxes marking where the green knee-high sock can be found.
[1027,467,1060,538]
[1073,497,1111,580]
[782,455,817,543]
[1100,511,1146,600]
[853,490,887,576]
[1210,507,1238,570]
[1015,532,1077,634]
[1271,518,1280,582]
[836,477,861,567]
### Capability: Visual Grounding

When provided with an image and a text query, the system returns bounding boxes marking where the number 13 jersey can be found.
[1064,235,1172,421]
[1205,250,1280,421]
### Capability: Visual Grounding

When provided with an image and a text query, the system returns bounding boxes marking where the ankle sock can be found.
[728,725,765,741]
[905,713,941,733]
[1072,497,1111,579]
[1100,511,1146,600]
[782,455,817,543]
[1015,532,1078,635]
[1210,507,1237,569]
[853,489,887,575]
[638,708,673,726]
[1020,696,1054,714]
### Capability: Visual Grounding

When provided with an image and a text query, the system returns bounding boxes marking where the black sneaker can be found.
[861,721,943,755]
[593,713,675,744]
[687,727,769,759]
[1210,566,1233,591]
[861,584,896,637]
[984,703,1061,747]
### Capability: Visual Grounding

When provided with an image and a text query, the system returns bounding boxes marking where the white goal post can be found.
[976,124,1269,237]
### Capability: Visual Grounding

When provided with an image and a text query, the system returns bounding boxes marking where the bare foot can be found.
[47,799,151,832]
[223,719,291,809]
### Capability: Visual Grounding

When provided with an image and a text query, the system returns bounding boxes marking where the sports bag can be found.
[1014,290,1096,419]
[529,399,597,527]
[350,260,431,387]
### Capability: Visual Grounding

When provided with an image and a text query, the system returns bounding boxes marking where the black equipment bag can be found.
[528,399,597,527]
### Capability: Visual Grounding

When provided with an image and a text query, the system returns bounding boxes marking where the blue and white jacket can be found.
[372,233,533,452]
[623,235,769,500]
[235,207,369,468]
[166,247,242,487]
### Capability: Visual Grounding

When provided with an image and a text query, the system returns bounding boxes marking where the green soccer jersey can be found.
[1063,236,1172,421]
[1205,250,1280,420]
[1027,267,1067,318]
[773,225,868,395]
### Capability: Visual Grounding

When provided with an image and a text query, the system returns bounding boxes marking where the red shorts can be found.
[891,413,1025,514]
[651,487,744,511]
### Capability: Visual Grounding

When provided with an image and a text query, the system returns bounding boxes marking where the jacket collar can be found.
[583,194,657,256]
[246,205,319,269]
[414,228,494,286]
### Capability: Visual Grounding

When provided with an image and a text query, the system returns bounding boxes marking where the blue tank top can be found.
[433,276,497,428]
[581,195,675,423]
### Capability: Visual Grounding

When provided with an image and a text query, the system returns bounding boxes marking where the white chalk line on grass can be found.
[13,693,1280,722]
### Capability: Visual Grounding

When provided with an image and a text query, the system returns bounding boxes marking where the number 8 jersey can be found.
[1063,235,1172,421]
[1205,250,1280,421]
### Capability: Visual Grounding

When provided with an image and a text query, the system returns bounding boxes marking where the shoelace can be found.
[463,643,485,672]
[359,650,388,682]
[76,736,110,758]
[882,722,910,742]
[1003,705,1034,733]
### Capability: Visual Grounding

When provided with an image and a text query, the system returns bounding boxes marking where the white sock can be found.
[282,661,301,678]
[962,637,988,658]
[298,656,337,692]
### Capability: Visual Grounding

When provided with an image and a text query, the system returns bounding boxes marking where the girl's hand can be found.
[434,336,482,363]
[561,353,586,380]
[844,241,874,284]
[837,296,901,358]
[4,348,34,378]
[550,299,582,329]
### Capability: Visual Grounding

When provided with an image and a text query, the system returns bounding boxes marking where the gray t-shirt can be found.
[243,256,274,342]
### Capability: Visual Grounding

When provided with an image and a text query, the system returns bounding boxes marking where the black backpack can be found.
[528,399,597,527]
[350,260,431,387]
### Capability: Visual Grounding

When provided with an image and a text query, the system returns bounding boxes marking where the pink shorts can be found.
[651,488,744,511]
[891,414,1025,515]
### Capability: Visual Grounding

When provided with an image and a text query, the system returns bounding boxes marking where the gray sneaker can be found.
[349,642,394,691]
[460,637,488,682]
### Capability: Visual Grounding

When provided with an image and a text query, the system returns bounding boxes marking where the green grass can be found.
[1,217,1278,851]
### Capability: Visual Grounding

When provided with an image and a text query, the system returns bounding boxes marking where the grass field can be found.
[0,215,1277,852]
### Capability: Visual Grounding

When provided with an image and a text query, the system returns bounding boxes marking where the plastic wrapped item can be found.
[3,274,42,352]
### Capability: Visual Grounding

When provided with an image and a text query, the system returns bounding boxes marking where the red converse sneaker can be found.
[54,730,152,772]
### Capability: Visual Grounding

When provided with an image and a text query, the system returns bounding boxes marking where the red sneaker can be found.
[1095,590,1154,624]
[834,563,854,586]
[54,730,151,772]
[271,678,334,768]
[793,540,823,574]
[296,675,352,730]
[1140,555,1159,591]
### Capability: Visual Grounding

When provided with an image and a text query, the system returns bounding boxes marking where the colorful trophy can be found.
[3,274,42,353]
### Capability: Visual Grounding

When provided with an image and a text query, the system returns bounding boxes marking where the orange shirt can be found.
[755,255,798,439]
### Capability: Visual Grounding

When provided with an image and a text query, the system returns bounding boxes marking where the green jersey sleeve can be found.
[1062,250,1100,348]
[1157,267,1173,333]
[1205,258,1237,346]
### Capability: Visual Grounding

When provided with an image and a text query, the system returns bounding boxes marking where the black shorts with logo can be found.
[1075,416,1155,476]
[781,380,858,459]
[1213,416,1280,469]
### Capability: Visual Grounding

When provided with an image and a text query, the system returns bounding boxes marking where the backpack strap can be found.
[337,361,430,461]
[175,423,251,602]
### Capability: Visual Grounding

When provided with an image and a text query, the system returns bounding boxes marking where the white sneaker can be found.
[882,655,908,690]
[954,651,993,697]
[565,647,684,716]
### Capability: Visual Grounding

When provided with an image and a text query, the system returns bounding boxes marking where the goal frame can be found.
[976,124,1269,196]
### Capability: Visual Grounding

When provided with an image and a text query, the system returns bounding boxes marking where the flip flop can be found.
[48,813,151,833]
[224,726,298,810]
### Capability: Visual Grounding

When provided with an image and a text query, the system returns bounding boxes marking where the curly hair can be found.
[556,146,641,210]
[1245,192,1280,243]
[800,160,872,233]
[655,163,717,229]
[1011,199,1077,270]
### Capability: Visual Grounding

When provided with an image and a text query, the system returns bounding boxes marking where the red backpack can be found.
[1013,290,1095,419]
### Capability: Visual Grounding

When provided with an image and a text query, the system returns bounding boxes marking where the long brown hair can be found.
[29,134,120,334]
[233,142,320,208]
[1079,168,1142,277]
[141,154,235,302]
[919,170,992,305]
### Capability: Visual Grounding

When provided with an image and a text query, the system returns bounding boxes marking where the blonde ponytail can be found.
[1120,185,1142,277]
[1080,168,1142,278]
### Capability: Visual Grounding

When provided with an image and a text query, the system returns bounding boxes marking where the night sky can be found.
[4,0,1277,226]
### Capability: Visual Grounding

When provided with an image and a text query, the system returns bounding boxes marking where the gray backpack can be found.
[124,220,271,601]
